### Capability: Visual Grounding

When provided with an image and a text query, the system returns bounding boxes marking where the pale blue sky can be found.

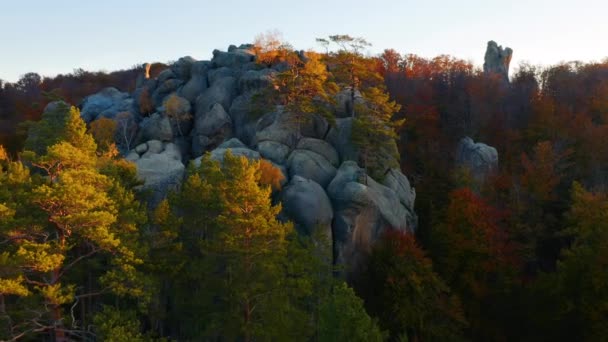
[1,0,607,82]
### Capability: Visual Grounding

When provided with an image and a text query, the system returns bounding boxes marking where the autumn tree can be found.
[253,30,291,66]
[320,34,381,118]
[358,230,466,341]
[89,116,118,155]
[429,188,516,340]
[264,49,337,137]
[164,94,191,137]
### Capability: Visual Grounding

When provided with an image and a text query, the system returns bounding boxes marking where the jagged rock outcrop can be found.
[483,40,513,82]
[457,137,498,181]
[80,87,134,123]
[327,161,412,270]
[80,44,417,273]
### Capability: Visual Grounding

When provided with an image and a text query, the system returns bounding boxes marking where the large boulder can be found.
[456,137,498,181]
[287,149,337,188]
[257,140,291,165]
[180,61,210,103]
[325,117,358,163]
[282,176,333,238]
[382,168,417,228]
[296,138,339,167]
[195,76,237,116]
[128,141,185,207]
[239,69,275,93]
[256,110,299,148]
[483,40,513,82]
[327,161,411,271]
[194,103,232,137]
[153,79,184,107]
[208,67,235,86]
[139,113,173,142]
[211,48,255,68]
[191,103,233,157]
[229,92,259,146]
[171,56,197,80]
[80,87,133,123]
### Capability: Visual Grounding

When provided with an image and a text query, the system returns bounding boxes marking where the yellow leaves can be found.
[0,276,30,296]
[89,117,118,154]
[38,283,75,306]
[16,241,65,273]
[165,94,192,121]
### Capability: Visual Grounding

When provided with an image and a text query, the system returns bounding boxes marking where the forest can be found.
[1,34,608,341]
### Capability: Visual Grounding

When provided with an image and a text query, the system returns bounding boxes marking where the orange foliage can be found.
[257,159,285,191]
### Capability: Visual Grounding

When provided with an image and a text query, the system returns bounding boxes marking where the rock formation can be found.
[483,40,513,82]
[456,137,498,182]
[81,44,417,273]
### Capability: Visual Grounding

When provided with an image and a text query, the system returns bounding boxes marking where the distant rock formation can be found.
[456,137,498,182]
[80,44,417,274]
[483,40,513,82]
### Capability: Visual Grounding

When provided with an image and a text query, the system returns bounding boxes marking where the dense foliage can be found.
[2,35,608,341]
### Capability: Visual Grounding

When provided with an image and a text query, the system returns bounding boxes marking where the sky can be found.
[1,0,607,82]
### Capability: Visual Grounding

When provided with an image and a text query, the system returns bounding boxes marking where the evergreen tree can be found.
[352,86,403,180]
[0,107,148,341]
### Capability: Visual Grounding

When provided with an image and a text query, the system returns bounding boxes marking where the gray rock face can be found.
[195,77,237,115]
[282,176,333,237]
[296,138,340,167]
[456,137,498,181]
[128,141,185,207]
[80,87,133,123]
[208,67,235,86]
[287,149,337,188]
[383,168,417,228]
[157,69,176,84]
[194,103,232,137]
[327,161,411,270]
[139,113,173,142]
[229,93,258,146]
[153,79,184,107]
[180,61,210,103]
[212,48,255,68]
[326,117,358,163]
[256,110,299,148]
[257,140,291,165]
[483,41,513,82]
[239,69,275,93]
[334,88,364,118]
[191,103,233,157]
[171,56,197,80]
